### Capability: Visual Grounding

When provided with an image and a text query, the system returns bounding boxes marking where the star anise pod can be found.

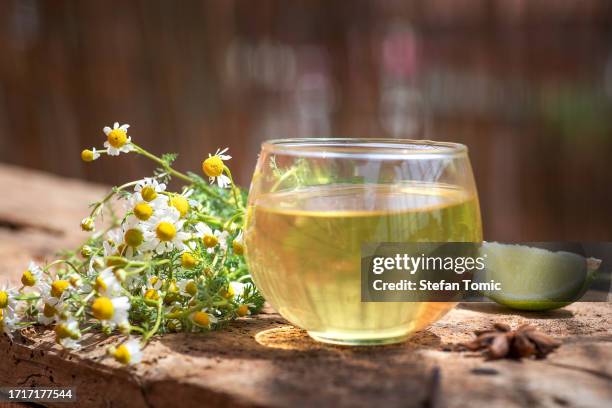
[456,323,561,360]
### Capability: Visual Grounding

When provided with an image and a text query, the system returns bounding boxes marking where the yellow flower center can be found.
[0,291,8,308]
[192,311,210,327]
[113,345,131,364]
[150,276,160,287]
[181,252,198,268]
[222,285,235,299]
[107,128,128,148]
[185,281,198,296]
[51,280,70,298]
[81,217,95,231]
[169,196,189,218]
[124,228,144,247]
[203,234,218,248]
[237,304,250,317]
[21,270,36,287]
[232,241,244,255]
[168,281,179,293]
[81,149,95,162]
[156,222,177,242]
[91,297,114,320]
[95,276,107,293]
[55,323,72,339]
[133,202,153,221]
[144,289,160,301]
[43,303,56,318]
[140,186,157,202]
[202,156,224,178]
[163,281,180,304]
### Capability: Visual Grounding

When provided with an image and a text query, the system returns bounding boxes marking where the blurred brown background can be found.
[0,0,611,241]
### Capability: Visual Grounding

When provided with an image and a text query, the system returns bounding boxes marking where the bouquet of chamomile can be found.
[0,122,264,365]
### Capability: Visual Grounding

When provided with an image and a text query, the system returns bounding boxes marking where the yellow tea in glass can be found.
[245,139,482,345]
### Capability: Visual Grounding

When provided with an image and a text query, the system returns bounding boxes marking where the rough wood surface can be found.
[0,164,611,408]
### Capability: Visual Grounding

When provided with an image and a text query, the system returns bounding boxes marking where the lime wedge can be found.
[476,242,601,311]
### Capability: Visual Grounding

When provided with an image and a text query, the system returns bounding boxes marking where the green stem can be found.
[14,294,40,301]
[132,143,192,183]
[165,297,229,319]
[223,166,243,210]
[192,214,224,226]
[223,211,244,230]
[129,325,146,335]
[89,180,140,218]
[270,166,298,192]
[75,292,95,317]
[143,301,163,343]
[43,259,81,275]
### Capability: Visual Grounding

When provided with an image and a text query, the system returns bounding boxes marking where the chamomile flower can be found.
[232,230,244,255]
[180,251,199,269]
[54,318,81,349]
[134,178,167,203]
[91,296,130,330]
[0,283,17,317]
[168,190,193,218]
[81,148,100,162]
[229,281,246,300]
[81,216,95,231]
[118,217,146,257]
[49,279,71,299]
[148,276,163,290]
[129,194,169,222]
[0,310,16,336]
[190,309,218,329]
[102,228,131,264]
[194,223,229,254]
[38,297,65,325]
[143,288,160,302]
[141,207,189,254]
[236,304,253,317]
[94,267,123,297]
[20,261,43,288]
[37,279,71,324]
[177,279,198,297]
[109,338,143,365]
[202,148,232,188]
[137,275,162,302]
[103,122,134,156]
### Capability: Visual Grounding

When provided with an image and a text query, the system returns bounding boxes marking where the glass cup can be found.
[244,138,482,345]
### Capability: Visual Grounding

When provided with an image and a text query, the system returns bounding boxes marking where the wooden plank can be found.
[0,165,611,407]
[1,303,610,408]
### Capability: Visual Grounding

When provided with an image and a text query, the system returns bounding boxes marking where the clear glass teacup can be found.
[244,139,482,345]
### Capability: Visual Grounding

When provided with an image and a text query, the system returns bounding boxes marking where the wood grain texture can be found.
[0,164,611,407]
[1,0,612,242]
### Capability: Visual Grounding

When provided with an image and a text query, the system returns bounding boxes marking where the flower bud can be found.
[80,245,93,257]
[80,217,95,232]
[114,268,127,283]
